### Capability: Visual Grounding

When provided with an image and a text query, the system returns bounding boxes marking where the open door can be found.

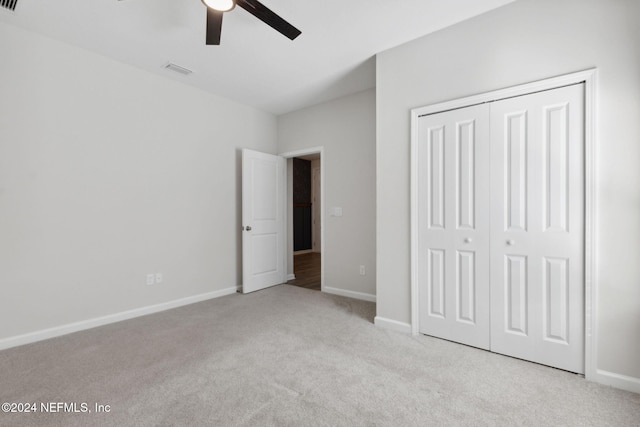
[242,149,286,293]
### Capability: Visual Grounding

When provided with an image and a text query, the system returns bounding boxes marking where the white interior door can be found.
[242,149,285,294]
[490,84,585,373]
[417,104,492,350]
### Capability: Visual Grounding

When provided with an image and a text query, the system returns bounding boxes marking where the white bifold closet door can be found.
[417,104,492,350]
[417,84,585,374]
[490,84,584,373]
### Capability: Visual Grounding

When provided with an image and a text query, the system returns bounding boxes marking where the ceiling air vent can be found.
[0,0,18,11]
[164,63,193,76]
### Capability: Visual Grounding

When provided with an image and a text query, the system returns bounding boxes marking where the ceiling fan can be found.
[201,0,301,45]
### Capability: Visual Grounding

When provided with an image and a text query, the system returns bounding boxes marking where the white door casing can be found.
[417,104,492,350]
[490,84,585,373]
[242,149,286,294]
[312,164,321,253]
[280,146,325,292]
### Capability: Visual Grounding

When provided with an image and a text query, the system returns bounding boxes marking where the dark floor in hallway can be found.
[287,252,321,291]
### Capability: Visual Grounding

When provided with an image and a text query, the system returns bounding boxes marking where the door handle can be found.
[464,238,473,243]
[507,239,515,246]
[245,226,252,231]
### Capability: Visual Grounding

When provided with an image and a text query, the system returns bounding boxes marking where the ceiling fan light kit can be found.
[201,0,235,12]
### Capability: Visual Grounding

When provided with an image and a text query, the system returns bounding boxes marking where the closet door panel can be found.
[417,104,491,350]
[490,84,585,374]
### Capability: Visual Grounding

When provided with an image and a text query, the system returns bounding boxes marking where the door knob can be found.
[246,226,252,231]
[507,239,515,246]
[464,237,473,243]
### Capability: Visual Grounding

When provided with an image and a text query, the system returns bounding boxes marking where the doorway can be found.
[280,148,324,292]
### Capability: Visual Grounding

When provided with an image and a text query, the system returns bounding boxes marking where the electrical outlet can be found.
[359,265,365,275]
[146,274,155,286]
[155,273,163,284]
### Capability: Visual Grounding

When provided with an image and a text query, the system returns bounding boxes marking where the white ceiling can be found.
[0,0,515,115]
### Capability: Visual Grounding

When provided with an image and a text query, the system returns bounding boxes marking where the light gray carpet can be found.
[1,284,638,427]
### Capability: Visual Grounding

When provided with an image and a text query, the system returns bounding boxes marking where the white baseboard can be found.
[374,316,412,334]
[593,369,640,394]
[287,274,296,281]
[0,286,239,351]
[323,287,376,303]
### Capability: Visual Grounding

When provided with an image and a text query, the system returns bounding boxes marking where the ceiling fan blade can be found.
[206,8,224,45]
[236,0,301,40]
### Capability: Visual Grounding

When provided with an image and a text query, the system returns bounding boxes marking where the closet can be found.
[416,84,585,373]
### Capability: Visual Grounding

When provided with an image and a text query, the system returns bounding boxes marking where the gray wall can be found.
[278,90,376,298]
[376,0,640,388]
[0,23,277,341]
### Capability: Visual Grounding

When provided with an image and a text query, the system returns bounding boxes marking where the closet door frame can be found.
[410,69,598,380]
